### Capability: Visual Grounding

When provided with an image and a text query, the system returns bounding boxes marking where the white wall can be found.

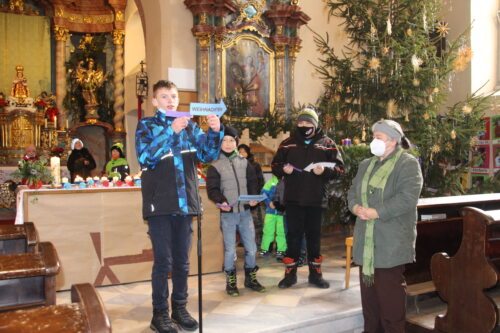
[293,2,347,107]
[471,0,497,95]
[124,0,146,174]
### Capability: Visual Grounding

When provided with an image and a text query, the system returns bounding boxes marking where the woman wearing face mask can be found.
[271,107,344,289]
[347,119,423,333]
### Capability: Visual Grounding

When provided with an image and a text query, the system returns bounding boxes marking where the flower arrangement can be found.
[11,157,53,188]
[50,146,65,158]
[34,99,47,111]
[45,106,58,122]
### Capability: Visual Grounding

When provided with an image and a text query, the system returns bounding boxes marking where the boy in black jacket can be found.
[271,107,344,289]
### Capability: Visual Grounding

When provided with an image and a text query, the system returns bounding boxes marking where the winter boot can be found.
[278,257,298,289]
[244,266,266,292]
[225,269,240,296]
[308,256,330,289]
[171,301,198,331]
[150,308,178,333]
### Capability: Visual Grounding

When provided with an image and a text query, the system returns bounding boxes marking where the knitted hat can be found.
[71,138,83,150]
[372,119,404,142]
[111,142,124,158]
[224,126,239,141]
[297,108,319,128]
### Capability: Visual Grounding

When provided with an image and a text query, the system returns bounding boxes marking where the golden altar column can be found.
[112,29,125,133]
[54,25,69,131]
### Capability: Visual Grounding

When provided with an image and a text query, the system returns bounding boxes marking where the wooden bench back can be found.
[430,207,500,333]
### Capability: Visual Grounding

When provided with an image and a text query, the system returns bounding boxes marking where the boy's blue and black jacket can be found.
[135,111,223,219]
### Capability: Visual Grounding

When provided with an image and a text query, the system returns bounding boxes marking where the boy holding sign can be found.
[136,80,223,333]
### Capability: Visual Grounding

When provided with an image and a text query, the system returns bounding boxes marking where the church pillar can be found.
[54,25,69,130]
[112,29,125,133]
[274,43,287,115]
[196,33,211,103]
[214,34,223,101]
[288,42,301,108]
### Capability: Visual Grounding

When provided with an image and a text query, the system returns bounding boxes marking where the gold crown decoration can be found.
[15,65,24,72]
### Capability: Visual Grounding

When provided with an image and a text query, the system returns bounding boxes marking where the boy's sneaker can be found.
[150,309,177,333]
[259,250,270,257]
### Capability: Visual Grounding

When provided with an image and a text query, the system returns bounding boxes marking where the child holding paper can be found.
[271,107,344,289]
[206,126,266,296]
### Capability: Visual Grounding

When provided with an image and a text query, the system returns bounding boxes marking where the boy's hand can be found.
[207,114,221,132]
[312,165,324,175]
[283,164,294,174]
[172,116,190,134]
[219,202,232,212]
[249,200,258,207]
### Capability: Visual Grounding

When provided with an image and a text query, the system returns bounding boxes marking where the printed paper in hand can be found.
[303,162,336,172]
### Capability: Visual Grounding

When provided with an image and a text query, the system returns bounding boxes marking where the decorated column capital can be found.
[112,29,125,45]
[53,25,69,41]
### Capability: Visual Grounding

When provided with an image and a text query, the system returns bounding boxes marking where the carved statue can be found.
[11,65,30,102]
[75,58,105,106]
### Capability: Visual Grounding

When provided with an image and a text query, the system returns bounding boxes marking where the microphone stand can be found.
[193,168,203,333]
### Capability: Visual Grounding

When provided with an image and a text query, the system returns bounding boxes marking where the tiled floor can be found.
[57,232,365,333]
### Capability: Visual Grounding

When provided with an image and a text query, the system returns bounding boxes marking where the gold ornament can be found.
[386,99,397,117]
[423,112,430,120]
[436,21,450,37]
[450,129,457,140]
[368,57,381,70]
[411,54,422,72]
[462,104,473,114]
[433,87,439,93]
[431,144,441,153]
[453,46,473,72]
[382,46,390,56]
[445,142,453,151]
[406,28,413,36]
[412,78,420,86]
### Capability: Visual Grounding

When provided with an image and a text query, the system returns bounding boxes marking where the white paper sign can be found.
[303,162,336,172]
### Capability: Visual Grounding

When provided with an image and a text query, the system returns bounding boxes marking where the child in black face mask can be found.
[296,108,319,139]
[271,107,344,289]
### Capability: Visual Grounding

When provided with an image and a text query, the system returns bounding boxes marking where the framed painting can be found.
[222,33,275,118]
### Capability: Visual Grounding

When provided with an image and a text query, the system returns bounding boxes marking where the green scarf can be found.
[360,148,403,285]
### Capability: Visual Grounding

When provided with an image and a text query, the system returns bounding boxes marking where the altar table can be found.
[16,186,223,290]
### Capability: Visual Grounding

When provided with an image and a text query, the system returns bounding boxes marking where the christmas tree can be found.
[313,0,492,196]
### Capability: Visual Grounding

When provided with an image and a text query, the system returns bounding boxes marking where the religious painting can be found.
[477,117,491,142]
[492,115,500,141]
[471,145,490,171]
[222,34,274,118]
[494,145,500,169]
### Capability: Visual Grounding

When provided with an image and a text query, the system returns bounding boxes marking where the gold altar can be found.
[18,186,223,291]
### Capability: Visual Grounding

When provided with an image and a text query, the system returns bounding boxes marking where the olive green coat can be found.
[347,148,423,268]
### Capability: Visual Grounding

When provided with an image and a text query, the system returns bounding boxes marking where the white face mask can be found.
[370,138,386,157]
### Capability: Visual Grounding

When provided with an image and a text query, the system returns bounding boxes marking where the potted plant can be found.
[11,157,53,189]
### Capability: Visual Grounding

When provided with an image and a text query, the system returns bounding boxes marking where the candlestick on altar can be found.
[54,116,57,128]
[44,118,48,128]
[50,156,61,185]
[66,119,69,130]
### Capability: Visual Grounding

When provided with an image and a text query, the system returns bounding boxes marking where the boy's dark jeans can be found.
[148,215,193,311]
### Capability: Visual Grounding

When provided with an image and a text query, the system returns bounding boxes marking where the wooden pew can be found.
[0,283,111,332]
[0,222,38,254]
[407,207,500,333]
[406,193,500,286]
[0,242,60,311]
